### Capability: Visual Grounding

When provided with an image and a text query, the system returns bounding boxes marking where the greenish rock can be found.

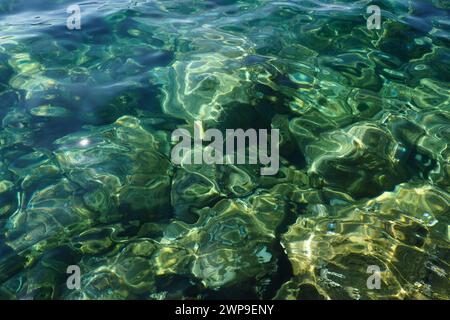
[305,123,409,198]
[161,199,281,297]
[54,116,173,221]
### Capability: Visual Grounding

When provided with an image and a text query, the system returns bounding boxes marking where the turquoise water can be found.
[0,0,449,299]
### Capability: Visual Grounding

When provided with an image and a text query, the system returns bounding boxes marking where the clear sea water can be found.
[0,0,449,299]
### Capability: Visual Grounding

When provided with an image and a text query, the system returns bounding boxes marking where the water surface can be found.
[0,0,449,299]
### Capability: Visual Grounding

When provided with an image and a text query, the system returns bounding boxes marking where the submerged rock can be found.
[160,199,284,297]
[280,182,450,300]
[305,123,409,198]
[63,239,160,299]
[54,116,173,221]
[2,116,173,282]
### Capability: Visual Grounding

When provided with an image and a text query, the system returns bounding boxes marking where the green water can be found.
[0,0,449,299]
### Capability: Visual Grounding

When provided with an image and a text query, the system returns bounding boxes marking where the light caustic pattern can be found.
[0,0,449,300]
